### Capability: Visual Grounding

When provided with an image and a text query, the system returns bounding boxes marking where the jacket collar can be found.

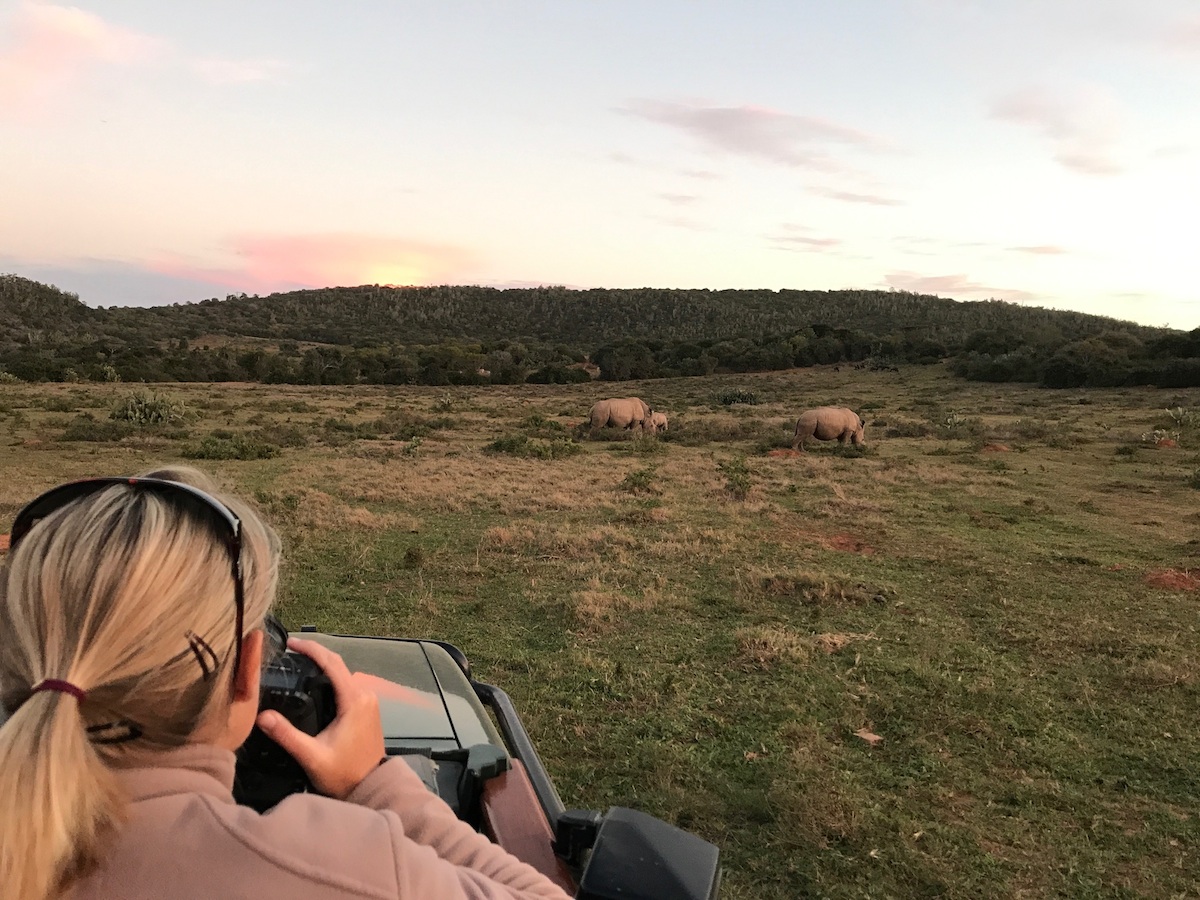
[114,744,238,804]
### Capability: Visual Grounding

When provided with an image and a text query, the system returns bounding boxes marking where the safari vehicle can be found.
[236,627,723,900]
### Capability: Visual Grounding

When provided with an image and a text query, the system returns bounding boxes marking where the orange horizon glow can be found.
[152,233,475,295]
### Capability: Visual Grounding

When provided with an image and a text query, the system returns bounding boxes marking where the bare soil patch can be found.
[1145,569,1200,591]
[766,448,801,458]
[979,443,1011,452]
[825,532,876,554]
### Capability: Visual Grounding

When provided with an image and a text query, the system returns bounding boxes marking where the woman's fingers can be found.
[260,642,386,799]
[256,709,321,770]
[287,638,353,693]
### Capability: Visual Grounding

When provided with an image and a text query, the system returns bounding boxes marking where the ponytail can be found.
[0,466,279,899]
[0,693,122,900]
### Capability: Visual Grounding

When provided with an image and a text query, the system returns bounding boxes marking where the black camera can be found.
[234,617,336,812]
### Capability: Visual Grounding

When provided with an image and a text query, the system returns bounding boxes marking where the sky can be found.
[1,0,1198,329]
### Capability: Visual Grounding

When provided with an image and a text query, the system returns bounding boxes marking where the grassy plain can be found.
[3,365,1199,899]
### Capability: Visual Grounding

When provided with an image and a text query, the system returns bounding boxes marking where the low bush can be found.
[485,434,582,460]
[184,433,280,460]
[520,414,568,437]
[718,456,752,499]
[253,424,309,448]
[608,435,669,455]
[884,419,935,438]
[111,389,187,426]
[619,465,661,495]
[60,414,134,442]
[717,389,759,406]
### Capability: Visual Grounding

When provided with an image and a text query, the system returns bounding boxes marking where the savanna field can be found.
[2,365,1198,899]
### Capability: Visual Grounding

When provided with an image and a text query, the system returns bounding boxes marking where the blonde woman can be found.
[0,468,571,900]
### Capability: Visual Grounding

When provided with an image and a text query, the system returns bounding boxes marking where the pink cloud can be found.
[991,85,1124,175]
[623,99,889,171]
[0,2,162,115]
[153,234,477,294]
[659,193,699,206]
[812,186,903,206]
[1163,17,1200,52]
[190,57,289,85]
[885,271,1035,302]
[1009,245,1068,255]
[0,3,287,119]
[772,235,842,251]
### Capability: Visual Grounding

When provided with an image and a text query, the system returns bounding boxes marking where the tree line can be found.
[3,273,1197,388]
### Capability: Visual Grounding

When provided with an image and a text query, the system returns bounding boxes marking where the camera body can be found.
[234,649,336,812]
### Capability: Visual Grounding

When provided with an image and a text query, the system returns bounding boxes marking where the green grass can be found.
[2,368,1199,898]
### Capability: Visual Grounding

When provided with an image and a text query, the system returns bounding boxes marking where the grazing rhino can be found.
[648,411,668,433]
[792,406,865,451]
[590,397,653,431]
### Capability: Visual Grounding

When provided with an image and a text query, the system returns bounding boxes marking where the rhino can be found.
[590,397,653,431]
[648,411,668,433]
[792,406,865,451]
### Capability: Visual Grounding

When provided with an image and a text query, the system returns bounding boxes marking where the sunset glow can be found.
[1,1,1197,327]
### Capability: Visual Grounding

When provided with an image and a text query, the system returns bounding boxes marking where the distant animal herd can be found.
[586,398,865,451]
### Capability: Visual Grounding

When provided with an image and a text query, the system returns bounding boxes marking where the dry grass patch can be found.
[773,722,868,852]
[571,577,659,628]
[259,487,419,534]
[745,567,890,608]
[480,522,639,562]
[734,626,811,671]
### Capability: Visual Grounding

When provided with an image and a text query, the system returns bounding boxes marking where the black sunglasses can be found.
[10,477,247,680]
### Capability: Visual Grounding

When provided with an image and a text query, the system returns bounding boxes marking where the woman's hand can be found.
[255,638,386,800]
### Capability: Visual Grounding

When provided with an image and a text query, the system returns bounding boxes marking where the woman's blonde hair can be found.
[0,466,280,900]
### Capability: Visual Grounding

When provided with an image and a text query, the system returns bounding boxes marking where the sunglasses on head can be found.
[10,476,247,680]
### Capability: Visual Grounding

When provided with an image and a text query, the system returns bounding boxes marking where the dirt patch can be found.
[766,448,801,458]
[1145,569,1200,591]
[1155,439,1179,449]
[825,532,876,554]
[0,533,8,553]
[979,443,1010,452]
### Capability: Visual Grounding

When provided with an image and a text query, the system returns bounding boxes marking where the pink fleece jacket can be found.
[65,744,573,900]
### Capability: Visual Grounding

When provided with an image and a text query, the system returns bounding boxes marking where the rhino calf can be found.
[792,406,864,451]
[648,411,668,433]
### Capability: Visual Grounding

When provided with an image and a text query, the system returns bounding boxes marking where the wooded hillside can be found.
[3,274,1197,388]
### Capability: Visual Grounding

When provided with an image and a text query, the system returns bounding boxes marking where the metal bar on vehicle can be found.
[472,681,565,824]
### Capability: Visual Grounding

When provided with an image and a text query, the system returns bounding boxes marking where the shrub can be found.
[111,389,187,426]
[41,397,77,412]
[937,411,984,438]
[1141,428,1180,445]
[608,434,669,456]
[1189,469,1200,490]
[253,424,309,448]
[520,414,568,437]
[485,434,582,460]
[60,414,134,442]
[1166,407,1198,430]
[619,466,661,495]
[184,433,280,460]
[718,456,752,499]
[0,370,21,383]
[884,419,934,438]
[717,389,758,406]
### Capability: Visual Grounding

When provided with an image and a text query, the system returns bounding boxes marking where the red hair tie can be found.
[31,679,88,702]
